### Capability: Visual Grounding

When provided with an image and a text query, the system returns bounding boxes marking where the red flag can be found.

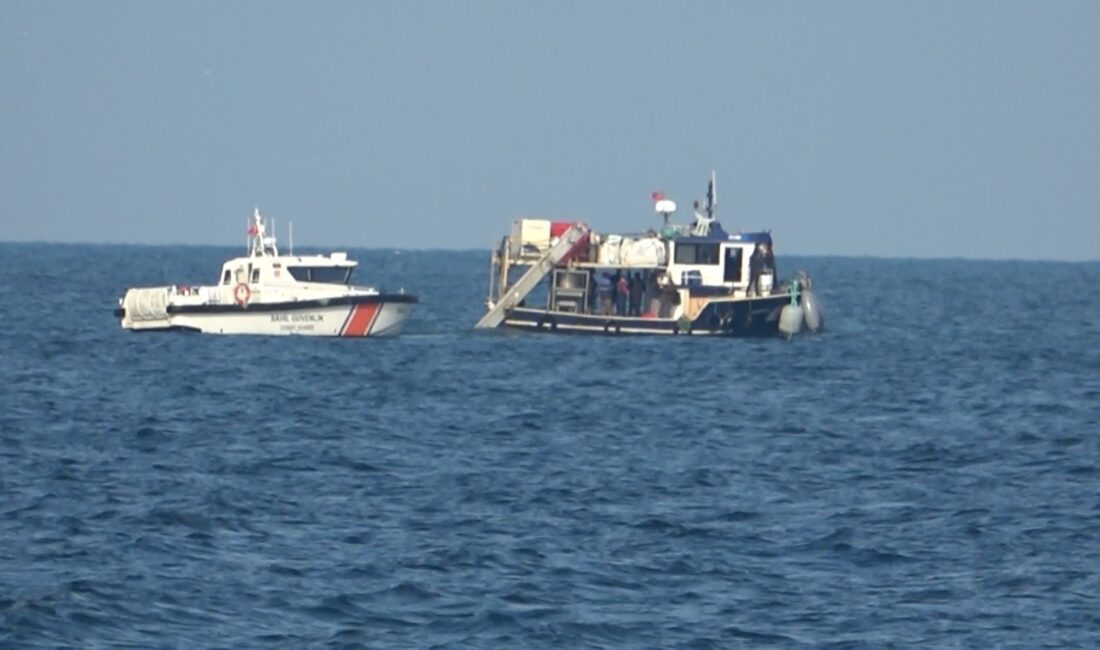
[247,224,258,235]
[651,191,665,202]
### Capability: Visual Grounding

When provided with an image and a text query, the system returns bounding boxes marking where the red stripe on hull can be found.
[342,303,380,337]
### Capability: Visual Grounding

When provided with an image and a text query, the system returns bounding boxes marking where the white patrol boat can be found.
[475,172,823,337]
[115,209,417,336]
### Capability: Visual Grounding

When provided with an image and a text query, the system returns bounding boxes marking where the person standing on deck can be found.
[747,244,765,296]
[628,272,643,316]
[615,271,629,315]
[762,243,776,281]
[587,269,599,313]
[646,271,661,316]
[597,272,613,315]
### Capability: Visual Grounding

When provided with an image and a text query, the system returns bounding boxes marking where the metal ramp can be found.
[475,222,590,329]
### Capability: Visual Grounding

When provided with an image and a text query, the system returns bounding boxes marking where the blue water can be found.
[2,242,1099,647]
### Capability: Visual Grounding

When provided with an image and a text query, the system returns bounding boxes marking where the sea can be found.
[1,242,1099,648]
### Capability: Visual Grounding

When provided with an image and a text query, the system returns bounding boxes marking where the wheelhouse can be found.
[217,248,357,289]
[666,230,772,292]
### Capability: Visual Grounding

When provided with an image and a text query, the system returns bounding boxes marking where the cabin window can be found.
[222,270,231,285]
[724,247,744,283]
[251,268,260,283]
[674,243,720,265]
[287,266,352,284]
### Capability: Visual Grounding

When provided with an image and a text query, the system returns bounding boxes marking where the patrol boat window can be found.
[724,247,744,282]
[674,243,721,265]
[222,270,232,285]
[288,267,352,284]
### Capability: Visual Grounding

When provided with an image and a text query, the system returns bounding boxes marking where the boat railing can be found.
[659,224,693,238]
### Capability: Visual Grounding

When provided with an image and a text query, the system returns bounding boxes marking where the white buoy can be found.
[779,304,803,337]
[801,289,824,332]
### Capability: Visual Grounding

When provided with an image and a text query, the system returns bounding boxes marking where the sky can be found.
[1,1,1098,260]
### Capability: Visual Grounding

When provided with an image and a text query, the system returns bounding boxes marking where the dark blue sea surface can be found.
[2,242,1099,648]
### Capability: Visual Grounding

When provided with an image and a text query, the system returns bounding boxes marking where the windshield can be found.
[287,266,352,284]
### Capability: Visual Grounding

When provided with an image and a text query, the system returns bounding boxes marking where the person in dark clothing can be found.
[587,269,599,314]
[610,270,621,314]
[762,243,776,279]
[628,272,643,316]
[747,243,765,296]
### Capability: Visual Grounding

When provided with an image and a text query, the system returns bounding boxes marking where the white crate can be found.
[510,218,552,257]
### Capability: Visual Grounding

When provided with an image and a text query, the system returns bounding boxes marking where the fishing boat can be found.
[475,172,823,337]
[115,208,416,336]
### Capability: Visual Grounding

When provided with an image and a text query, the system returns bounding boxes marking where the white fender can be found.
[779,304,803,337]
[802,289,824,332]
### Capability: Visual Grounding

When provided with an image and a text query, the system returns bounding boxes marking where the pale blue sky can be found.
[2,1,1097,260]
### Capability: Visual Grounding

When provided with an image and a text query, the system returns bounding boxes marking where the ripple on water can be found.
[1,247,1099,647]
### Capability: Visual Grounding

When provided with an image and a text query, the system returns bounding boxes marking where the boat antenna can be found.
[246,211,250,253]
[706,169,717,220]
[690,172,718,236]
[289,220,293,255]
[248,207,263,256]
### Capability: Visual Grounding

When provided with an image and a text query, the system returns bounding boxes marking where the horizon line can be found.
[1,238,1097,265]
